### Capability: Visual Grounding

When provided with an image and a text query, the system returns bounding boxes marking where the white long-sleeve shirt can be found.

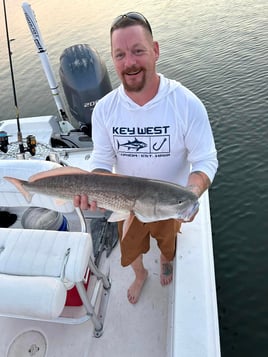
[89,73,218,186]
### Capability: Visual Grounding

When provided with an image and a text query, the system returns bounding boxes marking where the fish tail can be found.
[4,176,32,202]
[117,140,121,150]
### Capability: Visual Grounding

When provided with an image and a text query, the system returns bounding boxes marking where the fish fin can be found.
[54,198,70,206]
[134,212,151,223]
[4,176,32,202]
[28,166,90,182]
[107,211,129,222]
[107,211,141,240]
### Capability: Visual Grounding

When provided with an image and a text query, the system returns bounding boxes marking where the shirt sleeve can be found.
[184,93,218,183]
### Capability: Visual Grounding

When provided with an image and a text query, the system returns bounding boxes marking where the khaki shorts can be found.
[118,217,181,267]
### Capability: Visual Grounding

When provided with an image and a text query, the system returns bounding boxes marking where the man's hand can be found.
[187,171,211,197]
[73,194,98,211]
[73,168,111,210]
[176,205,199,225]
[185,207,199,223]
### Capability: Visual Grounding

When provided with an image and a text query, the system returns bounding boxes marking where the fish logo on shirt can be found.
[117,138,147,151]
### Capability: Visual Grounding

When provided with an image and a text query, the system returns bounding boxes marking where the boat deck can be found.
[0,192,221,357]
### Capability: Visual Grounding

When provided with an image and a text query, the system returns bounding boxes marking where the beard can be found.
[121,67,146,92]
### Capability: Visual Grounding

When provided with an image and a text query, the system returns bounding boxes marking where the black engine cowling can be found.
[59,44,112,135]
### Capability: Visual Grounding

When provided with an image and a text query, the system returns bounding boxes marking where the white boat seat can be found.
[0,228,91,281]
[0,228,91,319]
[0,159,111,337]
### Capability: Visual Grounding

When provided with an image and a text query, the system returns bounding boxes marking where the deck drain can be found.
[8,330,47,357]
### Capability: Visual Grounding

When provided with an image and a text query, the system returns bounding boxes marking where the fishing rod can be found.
[2,0,36,158]
[3,0,24,155]
[22,2,68,121]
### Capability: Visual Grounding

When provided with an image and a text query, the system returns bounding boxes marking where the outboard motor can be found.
[59,44,112,136]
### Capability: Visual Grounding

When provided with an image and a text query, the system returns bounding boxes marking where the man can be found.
[74,12,218,304]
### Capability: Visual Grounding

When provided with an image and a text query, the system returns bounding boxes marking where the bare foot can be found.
[127,269,148,304]
[160,254,173,286]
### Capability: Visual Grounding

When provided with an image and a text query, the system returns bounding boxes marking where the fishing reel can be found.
[26,134,37,156]
[0,131,36,156]
[0,131,9,153]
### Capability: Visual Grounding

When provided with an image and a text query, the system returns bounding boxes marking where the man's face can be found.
[111,25,159,93]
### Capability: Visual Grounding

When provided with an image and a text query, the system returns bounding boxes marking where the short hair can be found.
[110,12,153,37]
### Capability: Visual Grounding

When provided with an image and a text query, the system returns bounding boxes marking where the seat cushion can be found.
[0,274,66,319]
[0,228,92,282]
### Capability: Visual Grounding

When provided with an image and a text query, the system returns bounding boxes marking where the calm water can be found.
[1,0,268,356]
